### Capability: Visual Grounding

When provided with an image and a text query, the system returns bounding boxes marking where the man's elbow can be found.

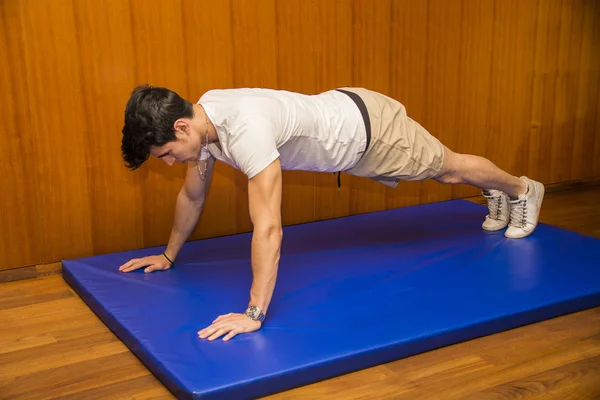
[254,222,283,242]
[180,187,205,207]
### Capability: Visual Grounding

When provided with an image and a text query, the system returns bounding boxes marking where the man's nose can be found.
[163,155,175,166]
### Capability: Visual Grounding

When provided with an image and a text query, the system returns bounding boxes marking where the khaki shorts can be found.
[340,87,445,188]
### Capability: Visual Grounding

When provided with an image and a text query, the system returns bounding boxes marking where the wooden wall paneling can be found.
[420,0,463,204]
[128,0,190,249]
[450,0,495,199]
[487,0,538,183]
[182,0,235,97]
[275,0,321,95]
[352,0,392,96]
[596,0,600,177]
[181,0,239,240]
[72,0,143,256]
[550,0,586,182]
[348,0,392,215]
[387,0,429,210]
[315,0,353,92]
[20,0,93,263]
[231,0,279,89]
[596,1,600,177]
[586,2,600,176]
[272,0,318,226]
[529,0,564,183]
[571,0,600,180]
[0,0,40,269]
[596,79,600,176]
[2,0,600,272]
[276,0,356,224]
[302,0,354,222]
[313,0,354,221]
[230,0,279,232]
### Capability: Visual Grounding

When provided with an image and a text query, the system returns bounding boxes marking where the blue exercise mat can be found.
[62,199,600,399]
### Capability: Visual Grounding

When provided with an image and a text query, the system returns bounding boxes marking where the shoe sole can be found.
[505,181,545,239]
[482,222,509,231]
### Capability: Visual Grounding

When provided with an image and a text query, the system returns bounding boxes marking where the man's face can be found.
[150,128,199,166]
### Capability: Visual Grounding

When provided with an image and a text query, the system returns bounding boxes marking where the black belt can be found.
[334,89,372,189]
[335,89,371,154]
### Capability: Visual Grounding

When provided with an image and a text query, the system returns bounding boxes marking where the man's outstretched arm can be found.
[247,158,283,314]
[119,156,216,273]
[198,158,283,341]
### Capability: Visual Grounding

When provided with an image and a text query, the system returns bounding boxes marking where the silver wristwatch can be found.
[244,305,266,322]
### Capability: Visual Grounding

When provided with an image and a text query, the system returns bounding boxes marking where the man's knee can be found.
[433,146,464,184]
[433,170,463,184]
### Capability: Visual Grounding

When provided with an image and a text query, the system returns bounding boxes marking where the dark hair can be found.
[121,84,194,170]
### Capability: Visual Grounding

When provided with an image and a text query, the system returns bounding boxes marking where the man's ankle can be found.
[510,178,528,200]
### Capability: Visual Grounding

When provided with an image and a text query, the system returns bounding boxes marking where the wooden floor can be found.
[1,185,600,399]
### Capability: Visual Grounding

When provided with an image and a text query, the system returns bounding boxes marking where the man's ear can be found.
[174,119,190,136]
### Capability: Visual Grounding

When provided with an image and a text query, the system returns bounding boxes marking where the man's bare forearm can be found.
[249,225,282,314]
[165,190,205,260]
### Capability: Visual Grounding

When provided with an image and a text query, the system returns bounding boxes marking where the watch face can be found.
[246,306,264,320]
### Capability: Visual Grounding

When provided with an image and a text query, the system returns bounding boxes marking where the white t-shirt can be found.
[198,88,367,179]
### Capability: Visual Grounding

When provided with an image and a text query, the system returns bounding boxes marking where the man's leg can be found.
[433,145,526,196]
[433,145,545,238]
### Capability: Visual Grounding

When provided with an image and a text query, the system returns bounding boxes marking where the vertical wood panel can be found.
[349,0,392,214]
[181,0,239,239]
[20,0,93,262]
[231,0,278,89]
[488,0,538,180]
[596,77,600,175]
[451,0,495,199]
[571,0,600,179]
[73,0,143,255]
[550,0,586,182]
[312,0,353,221]
[387,0,428,209]
[231,0,278,232]
[529,0,564,183]
[421,0,462,204]
[276,0,355,224]
[0,0,40,269]
[129,0,189,248]
[275,0,320,225]
[282,0,354,222]
[589,1,600,176]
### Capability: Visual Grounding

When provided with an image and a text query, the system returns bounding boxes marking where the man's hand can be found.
[118,254,172,273]
[198,313,261,341]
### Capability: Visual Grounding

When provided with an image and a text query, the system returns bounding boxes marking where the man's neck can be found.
[192,103,219,144]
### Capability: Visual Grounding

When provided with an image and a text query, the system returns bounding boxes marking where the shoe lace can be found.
[487,194,503,220]
[510,198,528,228]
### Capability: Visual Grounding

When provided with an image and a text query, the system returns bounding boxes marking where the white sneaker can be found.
[505,176,545,239]
[482,189,510,231]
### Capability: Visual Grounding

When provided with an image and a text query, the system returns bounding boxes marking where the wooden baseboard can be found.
[542,176,600,193]
[0,262,62,283]
[465,176,600,202]
[2,177,599,284]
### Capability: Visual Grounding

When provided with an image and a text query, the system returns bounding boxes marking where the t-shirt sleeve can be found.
[228,114,280,179]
